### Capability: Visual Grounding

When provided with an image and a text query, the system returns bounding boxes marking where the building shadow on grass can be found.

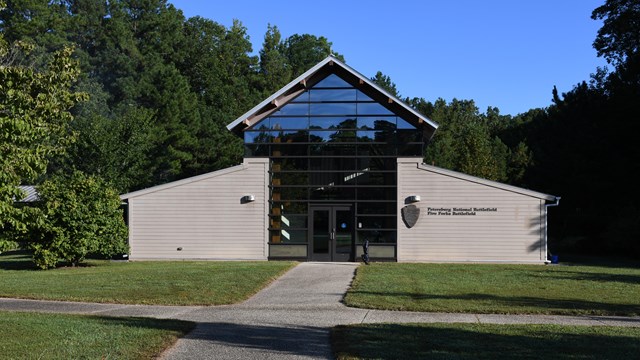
[332,323,640,360]
[176,322,331,358]
[347,291,640,316]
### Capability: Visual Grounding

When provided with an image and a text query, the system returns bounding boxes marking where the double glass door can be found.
[310,205,353,261]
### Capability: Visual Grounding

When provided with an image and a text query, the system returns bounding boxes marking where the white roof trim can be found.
[226,55,438,131]
[120,163,246,200]
[416,162,557,201]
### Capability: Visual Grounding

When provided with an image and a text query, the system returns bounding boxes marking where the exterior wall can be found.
[125,158,269,260]
[397,159,546,263]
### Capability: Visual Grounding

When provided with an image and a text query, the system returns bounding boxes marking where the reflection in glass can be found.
[309,116,356,129]
[357,230,397,243]
[310,103,357,116]
[310,89,357,102]
[357,117,396,130]
[313,209,330,253]
[314,74,352,88]
[272,103,308,116]
[356,90,373,101]
[271,117,308,129]
[357,102,394,115]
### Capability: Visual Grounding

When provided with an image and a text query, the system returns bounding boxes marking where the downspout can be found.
[544,197,561,263]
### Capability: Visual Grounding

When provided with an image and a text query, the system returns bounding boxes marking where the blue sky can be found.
[168,1,607,116]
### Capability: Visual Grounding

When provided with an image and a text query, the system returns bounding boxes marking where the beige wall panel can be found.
[397,160,545,263]
[126,159,269,260]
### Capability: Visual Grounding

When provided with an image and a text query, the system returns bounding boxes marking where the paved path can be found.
[2,262,640,359]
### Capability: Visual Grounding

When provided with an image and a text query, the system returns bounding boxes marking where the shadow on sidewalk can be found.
[178,322,331,358]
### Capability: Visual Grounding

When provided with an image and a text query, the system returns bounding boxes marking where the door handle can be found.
[330,229,335,240]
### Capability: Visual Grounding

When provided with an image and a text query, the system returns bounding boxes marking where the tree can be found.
[258,24,291,95]
[61,79,155,192]
[28,171,128,269]
[371,71,400,98]
[0,40,85,233]
[283,34,344,76]
[592,0,640,67]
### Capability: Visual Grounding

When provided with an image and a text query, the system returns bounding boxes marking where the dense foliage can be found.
[0,0,638,258]
[28,171,128,269]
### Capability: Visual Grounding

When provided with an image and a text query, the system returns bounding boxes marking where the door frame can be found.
[309,204,354,262]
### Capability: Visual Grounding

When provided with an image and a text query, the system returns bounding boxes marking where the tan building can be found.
[121,56,559,263]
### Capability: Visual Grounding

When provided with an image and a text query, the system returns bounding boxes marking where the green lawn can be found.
[344,263,640,316]
[332,323,640,360]
[0,311,194,359]
[0,251,295,305]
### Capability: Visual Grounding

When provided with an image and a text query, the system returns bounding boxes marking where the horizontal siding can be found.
[397,160,544,263]
[128,159,268,260]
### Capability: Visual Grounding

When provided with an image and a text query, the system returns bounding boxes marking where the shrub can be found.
[28,171,128,269]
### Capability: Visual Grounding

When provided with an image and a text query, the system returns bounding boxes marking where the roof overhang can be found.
[226,55,438,139]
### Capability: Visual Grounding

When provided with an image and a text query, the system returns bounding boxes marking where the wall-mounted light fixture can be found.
[406,195,421,203]
[241,194,255,204]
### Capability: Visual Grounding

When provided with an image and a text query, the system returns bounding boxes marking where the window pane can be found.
[357,216,397,229]
[357,230,397,243]
[356,90,373,101]
[313,74,352,88]
[244,131,272,143]
[357,102,394,115]
[271,143,307,157]
[358,117,396,130]
[271,230,307,244]
[251,118,270,130]
[310,157,356,171]
[310,186,356,200]
[272,103,308,116]
[275,187,308,200]
[273,158,308,171]
[271,215,308,229]
[310,103,357,116]
[357,130,394,143]
[310,89,357,102]
[245,144,269,157]
[273,172,309,186]
[396,129,423,143]
[358,186,396,201]
[309,117,356,129]
[271,117,308,129]
[271,202,308,215]
[356,171,394,186]
[309,143,356,156]
[356,202,396,215]
[398,143,423,156]
[289,91,309,103]
[272,130,309,143]
[397,117,417,129]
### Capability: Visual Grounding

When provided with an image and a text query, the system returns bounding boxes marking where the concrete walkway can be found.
[1,262,640,359]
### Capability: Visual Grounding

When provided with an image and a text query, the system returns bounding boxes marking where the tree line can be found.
[1,0,638,265]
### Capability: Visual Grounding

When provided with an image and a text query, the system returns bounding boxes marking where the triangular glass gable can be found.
[313,73,352,88]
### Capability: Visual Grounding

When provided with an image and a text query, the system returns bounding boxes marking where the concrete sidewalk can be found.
[1,262,639,359]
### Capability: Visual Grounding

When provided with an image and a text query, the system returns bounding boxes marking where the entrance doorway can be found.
[310,205,353,261]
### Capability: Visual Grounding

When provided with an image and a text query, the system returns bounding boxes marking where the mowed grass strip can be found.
[344,263,640,315]
[332,323,640,360]
[0,311,194,359]
[0,251,295,305]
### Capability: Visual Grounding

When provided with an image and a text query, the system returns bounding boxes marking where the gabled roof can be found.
[227,55,438,138]
[416,162,558,202]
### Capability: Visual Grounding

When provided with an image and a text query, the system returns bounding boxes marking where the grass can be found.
[332,323,640,360]
[0,311,194,359]
[344,263,640,316]
[0,250,295,305]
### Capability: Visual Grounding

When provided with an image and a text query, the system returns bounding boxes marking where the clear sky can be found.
[168,0,607,116]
